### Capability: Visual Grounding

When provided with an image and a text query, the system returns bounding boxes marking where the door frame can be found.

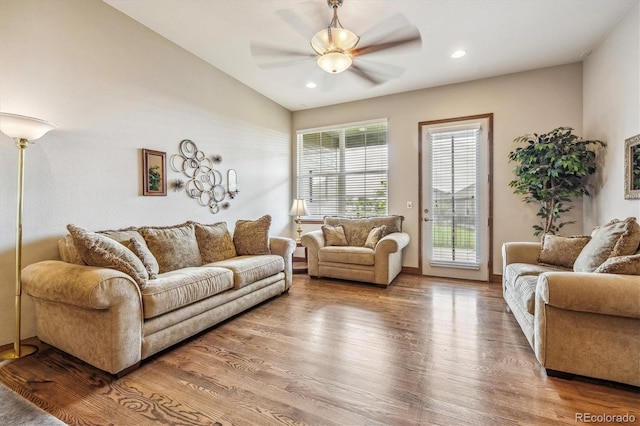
[418,113,496,282]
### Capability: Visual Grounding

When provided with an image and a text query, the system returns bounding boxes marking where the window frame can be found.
[295,118,389,221]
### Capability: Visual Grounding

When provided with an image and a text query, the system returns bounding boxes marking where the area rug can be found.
[0,381,66,426]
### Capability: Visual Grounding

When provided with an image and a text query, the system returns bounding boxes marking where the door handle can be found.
[423,208,431,222]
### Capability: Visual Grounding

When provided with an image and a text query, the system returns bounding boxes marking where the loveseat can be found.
[502,217,640,386]
[22,216,295,376]
[301,215,410,286]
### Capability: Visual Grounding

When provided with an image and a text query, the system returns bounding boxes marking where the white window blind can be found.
[296,120,388,219]
[428,125,480,267]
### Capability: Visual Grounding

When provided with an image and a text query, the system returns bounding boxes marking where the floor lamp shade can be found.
[0,112,57,360]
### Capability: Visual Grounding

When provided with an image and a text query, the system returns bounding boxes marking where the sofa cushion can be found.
[67,224,149,289]
[318,246,375,266]
[139,223,202,273]
[574,218,640,273]
[192,221,237,263]
[364,226,387,249]
[322,224,348,246]
[594,254,640,275]
[99,228,160,276]
[233,215,271,255]
[59,235,86,265]
[324,216,403,246]
[211,255,284,289]
[141,266,233,319]
[538,234,591,269]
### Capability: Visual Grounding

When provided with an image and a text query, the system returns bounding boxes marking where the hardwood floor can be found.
[0,274,637,425]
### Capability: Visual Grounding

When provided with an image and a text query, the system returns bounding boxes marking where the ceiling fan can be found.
[250,0,422,86]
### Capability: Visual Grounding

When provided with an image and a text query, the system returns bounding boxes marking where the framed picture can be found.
[142,149,167,196]
[624,134,640,200]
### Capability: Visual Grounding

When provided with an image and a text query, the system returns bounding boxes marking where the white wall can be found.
[0,0,292,346]
[293,63,585,274]
[583,1,640,229]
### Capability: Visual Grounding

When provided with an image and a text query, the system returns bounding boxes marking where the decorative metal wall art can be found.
[170,139,238,213]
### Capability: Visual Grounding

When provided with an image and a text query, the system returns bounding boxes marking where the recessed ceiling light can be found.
[306,82,317,89]
[451,50,466,59]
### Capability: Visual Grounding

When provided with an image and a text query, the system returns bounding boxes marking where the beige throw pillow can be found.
[574,218,640,273]
[364,226,387,249]
[192,221,237,263]
[538,234,591,269]
[99,228,160,276]
[594,254,640,275]
[233,215,271,256]
[67,224,149,289]
[322,224,348,246]
[123,237,159,280]
[139,222,202,273]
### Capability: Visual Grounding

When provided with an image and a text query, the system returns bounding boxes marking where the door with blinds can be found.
[419,116,492,281]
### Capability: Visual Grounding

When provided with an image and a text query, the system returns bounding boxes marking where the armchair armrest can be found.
[301,230,325,277]
[23,260,141,309]
[375,232,410,255]
[537,272,640,319]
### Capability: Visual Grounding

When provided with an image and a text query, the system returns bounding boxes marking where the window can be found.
[428,124,480,266]
[295,119,388,219]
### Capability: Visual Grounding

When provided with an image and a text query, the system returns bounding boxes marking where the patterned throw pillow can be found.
[138,222,202,273]
[538,234,591,269]
[98,228,160,278]
[322,224,348,246]
[233,215,272,256]
[192,221,237,263]
[574,218,640,272]
[594,254,640,275]
[364,226,387,249]
[67,224,149,289]
[123,237,159,279]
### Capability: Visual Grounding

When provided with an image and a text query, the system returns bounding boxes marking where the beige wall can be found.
[0,0,292,345]
[583,1,640,229]
[293,63,585,273]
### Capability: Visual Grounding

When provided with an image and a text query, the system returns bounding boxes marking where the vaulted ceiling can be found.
[104,0,637,111]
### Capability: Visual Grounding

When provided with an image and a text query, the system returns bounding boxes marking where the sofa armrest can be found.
[537,272,640,319]
[502,242,541,269]
[375,232,410,255]
[269,237,296,290]
[23,260,142,309]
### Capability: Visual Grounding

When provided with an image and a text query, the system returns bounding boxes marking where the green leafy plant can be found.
[508,127,606,236]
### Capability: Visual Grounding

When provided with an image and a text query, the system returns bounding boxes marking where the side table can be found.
[292,242,307,274]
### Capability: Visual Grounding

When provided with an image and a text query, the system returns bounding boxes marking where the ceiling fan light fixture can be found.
[317,51,352,74]
[311,27,360,54]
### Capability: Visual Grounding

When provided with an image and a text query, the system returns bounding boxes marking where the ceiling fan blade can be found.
[358,13,412,45]
[353,59,406,79]
[256,58,316,70]
[250,43,312,59]
[274,2,326,41]
[348,64,385,86]
[352,30,422,57]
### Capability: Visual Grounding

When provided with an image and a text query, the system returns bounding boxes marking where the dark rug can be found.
[0,381,66,426]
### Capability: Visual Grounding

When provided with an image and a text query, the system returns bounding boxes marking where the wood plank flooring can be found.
[0,274,637,425]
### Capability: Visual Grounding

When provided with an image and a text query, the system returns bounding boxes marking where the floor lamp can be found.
[0,112,57,360]
[289,199,309,243]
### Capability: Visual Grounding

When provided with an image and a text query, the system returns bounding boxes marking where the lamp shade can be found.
[311,28,359,55]
[0,113,57,141]
[289,199,309,216]
[317,52,353,74]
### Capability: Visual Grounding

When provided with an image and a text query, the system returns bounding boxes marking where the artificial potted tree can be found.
[508,127,606,236]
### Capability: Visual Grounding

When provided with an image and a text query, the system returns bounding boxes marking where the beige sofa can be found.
[22,218,295,376]
[301,216,410,286]
[502,218,640,386]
